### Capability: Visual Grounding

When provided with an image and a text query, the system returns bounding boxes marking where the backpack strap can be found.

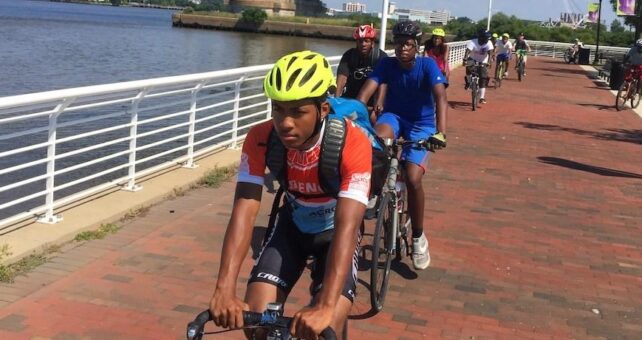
[318,118,347,196]
[265,128,288,190]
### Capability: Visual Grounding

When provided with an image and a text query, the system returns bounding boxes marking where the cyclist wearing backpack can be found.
[336,25,388,114]
[357,21,448,270]
[209,51,373,340]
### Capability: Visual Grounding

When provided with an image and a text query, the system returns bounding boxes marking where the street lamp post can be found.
[380,0,390,50]
[487,0,493,31]
[594,0,603,63]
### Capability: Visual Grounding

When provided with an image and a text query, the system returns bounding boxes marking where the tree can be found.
[241,7,268,26]
[610,0,641,40]
[110,0,122,6]
[611,19,626,33]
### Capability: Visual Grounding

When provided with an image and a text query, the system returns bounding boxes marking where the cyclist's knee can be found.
[375,123,394,139]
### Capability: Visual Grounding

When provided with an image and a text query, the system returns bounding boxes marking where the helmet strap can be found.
[299,104,324,149]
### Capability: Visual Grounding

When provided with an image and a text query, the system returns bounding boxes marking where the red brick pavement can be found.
[0,57,641,339]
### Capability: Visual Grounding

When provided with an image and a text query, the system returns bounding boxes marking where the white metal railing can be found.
[0,56,342,228]
[527,40,629,63]
[0,41,624,229]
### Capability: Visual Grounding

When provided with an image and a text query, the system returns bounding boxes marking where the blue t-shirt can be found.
[369,56,448,125]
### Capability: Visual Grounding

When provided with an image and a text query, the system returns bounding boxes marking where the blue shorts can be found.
[376,112,436,169]
[496,53,510,62]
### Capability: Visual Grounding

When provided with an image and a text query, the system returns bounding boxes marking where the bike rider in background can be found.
[495,33,513,78]
[514,32,532,75]
[336,24,387,119]
[623,39,642,81]
[357,21,448,270]
[571,38,583,60]
[424,28,450,80]
[463,29,494,104]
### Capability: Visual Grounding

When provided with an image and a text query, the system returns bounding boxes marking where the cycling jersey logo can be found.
[239,153,250,174]
[348,172,371,194]
[257,272,288,289]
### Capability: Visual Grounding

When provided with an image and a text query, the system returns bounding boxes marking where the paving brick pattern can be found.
[0,58,641,339]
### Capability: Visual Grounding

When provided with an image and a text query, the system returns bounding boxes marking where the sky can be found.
[323,0,622,26]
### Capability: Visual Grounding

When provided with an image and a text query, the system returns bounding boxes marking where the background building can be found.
[343,2,366,13]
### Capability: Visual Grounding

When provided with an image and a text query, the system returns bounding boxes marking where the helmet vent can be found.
[304,53,316,60]
[323,59,329,68]
[286,56,297,71]
[286,68,302,91]
[310,80,323,94]
[299,63,317,88]
[275,69,282,90]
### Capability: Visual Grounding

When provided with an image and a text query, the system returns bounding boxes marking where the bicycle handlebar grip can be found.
[186,310,212,340]
[242,311,263,326]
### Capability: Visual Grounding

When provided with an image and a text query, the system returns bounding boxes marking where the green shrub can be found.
[183,6,194,13]
[241,7,268,26]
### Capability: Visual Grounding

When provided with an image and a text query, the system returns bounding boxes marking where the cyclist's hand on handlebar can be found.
[209,288,248,329]
[290,305,334,340]
[427,132,447,152]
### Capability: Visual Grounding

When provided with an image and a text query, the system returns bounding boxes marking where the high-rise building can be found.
[343,2,366,13]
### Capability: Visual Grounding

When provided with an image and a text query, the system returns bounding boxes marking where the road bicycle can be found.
[516,49,527,82]
[186,303,337,340]
[369,136,443,312]
[465,60,488,111]
[494,56,509,88]
[615,65,642,111]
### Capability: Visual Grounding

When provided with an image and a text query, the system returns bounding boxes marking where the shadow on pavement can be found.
[515,121,642,145]
[449,101,472,110]
[577,103,618,111]
[538,157,642,179]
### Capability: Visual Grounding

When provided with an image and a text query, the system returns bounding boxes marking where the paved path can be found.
[1,57,641,339]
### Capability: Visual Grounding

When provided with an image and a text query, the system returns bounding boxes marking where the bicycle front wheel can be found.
[631,80,641,109]
[616,81,630,111]
[471,82,478,111]
[370,191,394,312]
[518,62,524,82]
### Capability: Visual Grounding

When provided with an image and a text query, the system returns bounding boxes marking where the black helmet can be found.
[392,21,422,38]
[477,28,491,38]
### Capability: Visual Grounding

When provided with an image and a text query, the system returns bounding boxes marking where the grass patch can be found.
[74,223,122,242]
[198,166,237,188]
[121,206,150,221]
[0,244,63,283]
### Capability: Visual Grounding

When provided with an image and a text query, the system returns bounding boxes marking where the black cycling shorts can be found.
[248,209,361,302]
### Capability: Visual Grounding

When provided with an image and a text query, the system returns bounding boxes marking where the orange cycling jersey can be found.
[238,120,372,234]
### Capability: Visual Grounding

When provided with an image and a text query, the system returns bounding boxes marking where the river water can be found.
[0,0,352,97]
[0,0,353,224]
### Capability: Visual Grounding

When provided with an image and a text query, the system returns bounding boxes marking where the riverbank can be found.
[172,13,391,41]
[49,0,183,10]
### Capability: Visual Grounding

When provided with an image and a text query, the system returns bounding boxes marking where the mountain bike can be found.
[494,55,508,88]
[465,60,487,111]
[370,136,444,312]
[186,303,337,340]
[615,64,642,111]
[516,49,527,82]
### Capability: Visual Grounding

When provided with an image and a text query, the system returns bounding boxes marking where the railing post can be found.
[122,88,148,192]
[230,75,246,149]
[266,97,272,119]
[37,98,74,224]
[183,82,205,169]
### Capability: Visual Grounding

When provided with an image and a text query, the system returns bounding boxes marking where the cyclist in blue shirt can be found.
[357,21,448,270]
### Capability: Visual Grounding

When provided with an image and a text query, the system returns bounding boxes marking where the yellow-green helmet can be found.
[264,51,336,102]
[492,33,499,38]
[432,28,445,37]
[502,33,509,38]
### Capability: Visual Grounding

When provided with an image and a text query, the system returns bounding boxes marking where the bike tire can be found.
[370,192,394,312]
[518,62,524,82]
[616,81,630,111]
[631,80,641,109]
[471,82,478,111]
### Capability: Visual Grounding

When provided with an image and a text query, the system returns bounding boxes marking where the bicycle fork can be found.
[385,158,401,256]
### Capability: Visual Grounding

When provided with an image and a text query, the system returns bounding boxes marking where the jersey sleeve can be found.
[338,121,372,206]
[368,57,388,85]
[237,121,271,186]
[424,58,449,89]
[466,40,475,51]
[337,50,352,77]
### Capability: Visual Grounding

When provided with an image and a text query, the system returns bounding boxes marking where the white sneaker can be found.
[412,233,431,270]
[504,71,508,77]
